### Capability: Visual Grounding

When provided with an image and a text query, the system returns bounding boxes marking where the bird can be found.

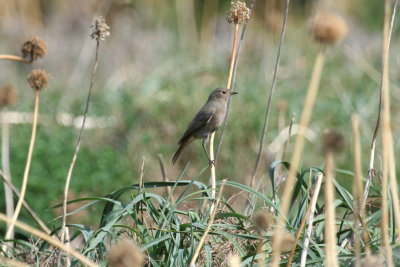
[172,87,238,165]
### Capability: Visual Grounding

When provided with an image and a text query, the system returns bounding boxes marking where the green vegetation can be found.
[0,0,399,266]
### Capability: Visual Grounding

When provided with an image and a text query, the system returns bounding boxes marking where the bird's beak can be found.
[230,91,238,95]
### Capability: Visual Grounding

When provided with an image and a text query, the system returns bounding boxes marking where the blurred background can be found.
[0,0,397,229]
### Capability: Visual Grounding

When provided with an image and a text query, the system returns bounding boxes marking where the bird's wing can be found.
[179,106,215,144]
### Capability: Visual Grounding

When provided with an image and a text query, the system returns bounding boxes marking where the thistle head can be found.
[311,12,348,45]
[21,36,47,62]
[27,69,51,91]
[226,1,250,24]
[90,16,110,41]
[107,238,145,267]
[253,210,273,232]
[0,85,17,109]
[323,129,346,153]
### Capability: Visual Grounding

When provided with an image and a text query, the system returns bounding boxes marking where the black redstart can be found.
[172,87,238,165]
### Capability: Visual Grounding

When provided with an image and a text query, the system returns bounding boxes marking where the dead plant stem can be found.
[215,0,255,160]
[189,179,226,266]
[363,0,398,212]
[3,91,40,247]
[271,49,326,267]
[60,40,100,245]
[0,213,98,267]
[0,170,51,234]
[0,55,30,63]
[250,0,290,189]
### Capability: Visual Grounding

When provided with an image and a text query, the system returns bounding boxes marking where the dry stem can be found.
[3,91,40,248]
[0,55,30,64]
[0,170,51,234]
[271,49,326,267]
[215,0,255,160]
[363,0,398,212]
[0,255,30,267]
[60,40,100,245]
[0,213,98,267]
[209,23,239,202]
[287,172,322,267]
[210,132,216,200]
[300,172,323,267]
[351,115,371,258]
[324,151,338,267]
[249,0,290,190]
[2,111,14,241]
[189,179,226,266]
[157,154,172,198]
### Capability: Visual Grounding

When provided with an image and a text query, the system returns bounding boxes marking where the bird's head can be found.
[208,87,238,101]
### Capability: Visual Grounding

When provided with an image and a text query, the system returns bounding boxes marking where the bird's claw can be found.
[209,160,215,167]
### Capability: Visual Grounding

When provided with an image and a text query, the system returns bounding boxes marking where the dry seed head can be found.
[273,231,294,252]
[226,1,250,24]
[253,210,273,231]
[276,100,288,112]
[27,70,51,91]
[227,254,241,267]
[108,239,144,267]
[265,11,283,33]
[21,37,47,62]
[90,16,110,41]
[311,12,348,45]
[0,85,17,109]
[360,255,383,267]
[323,129,346,153]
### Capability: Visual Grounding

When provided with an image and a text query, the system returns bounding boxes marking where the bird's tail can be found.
[172,138,191,165]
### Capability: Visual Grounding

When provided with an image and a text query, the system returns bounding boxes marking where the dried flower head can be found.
[360,255,383,267]
[226,1,250,24]
[27,70,51,91]
[90,16,110,41]
[108,239,144,267]
[227,254,241,267]
[280,232,294,251]
[21,37,47,62]
[265,11,284,33]
[323,129,346,153]
[276,100,288,111]
[0,85,17,109]
[273,231,294,252]
[253,210,273,231]
[311,12,348,45]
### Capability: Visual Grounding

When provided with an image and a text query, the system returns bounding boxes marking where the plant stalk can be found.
[249,0,290,190]
[300,172,323,267]
[3,91,40,248]
[271,49,326,267]
[0,55,30,63]
[60,40,100,246]
[2,111,14,241]
[189,179,226,266]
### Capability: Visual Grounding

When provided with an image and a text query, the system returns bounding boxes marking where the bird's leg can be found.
[202,136,214,166]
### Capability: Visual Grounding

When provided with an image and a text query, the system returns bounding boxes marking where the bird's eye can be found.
[222,90,227,94]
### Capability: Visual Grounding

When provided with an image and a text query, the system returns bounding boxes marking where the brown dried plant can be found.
[0,37,46,64]
[3,69,50,252]
[108,239,145,267]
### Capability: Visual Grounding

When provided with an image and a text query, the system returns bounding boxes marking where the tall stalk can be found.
[2,111,14,241]
[249,0,290,190]
[3,91,40,247]
[59,16,109,266]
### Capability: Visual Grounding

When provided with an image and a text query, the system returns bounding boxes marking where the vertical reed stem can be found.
[2,111,14,241]
[3,91,39,248]
[271,49,326,267]
[324,151,338,267]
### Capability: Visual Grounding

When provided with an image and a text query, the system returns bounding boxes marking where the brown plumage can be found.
[172,87,238,165]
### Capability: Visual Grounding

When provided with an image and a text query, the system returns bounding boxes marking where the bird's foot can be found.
[208,160,215,167]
